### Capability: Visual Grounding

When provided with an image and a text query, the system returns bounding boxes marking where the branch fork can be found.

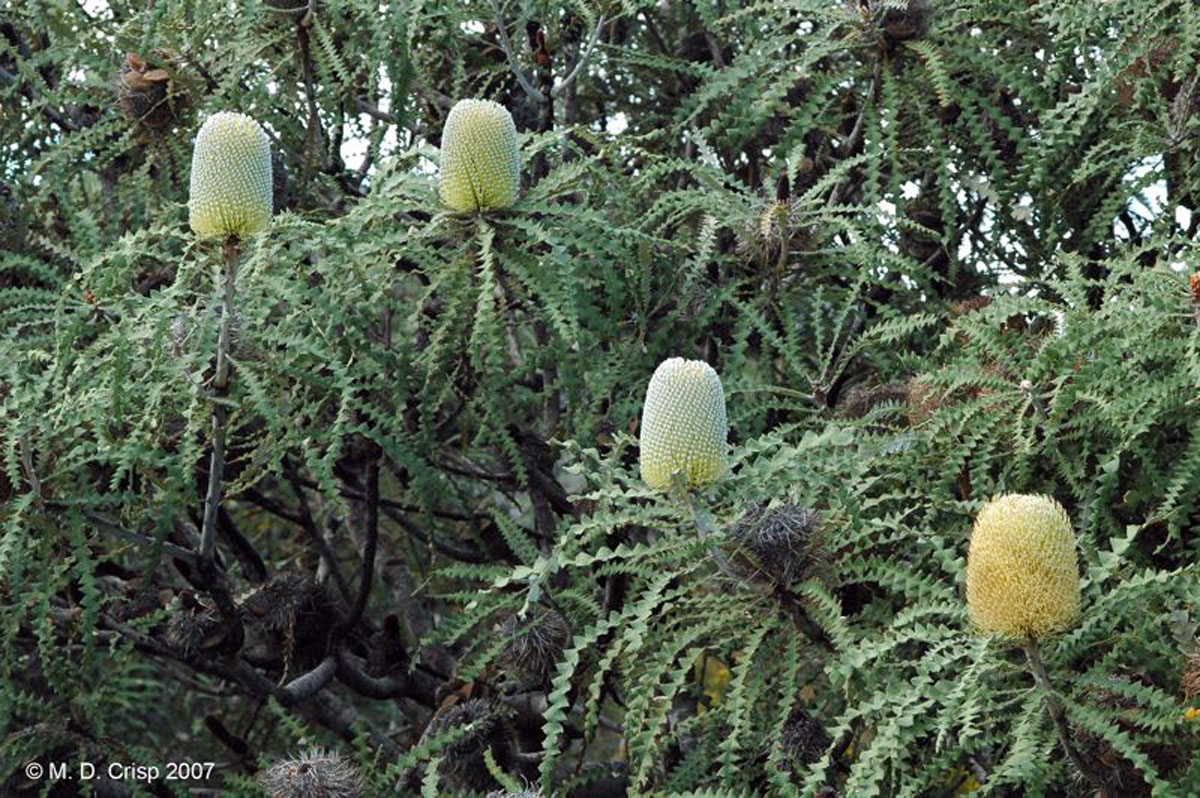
[489,0,605,104]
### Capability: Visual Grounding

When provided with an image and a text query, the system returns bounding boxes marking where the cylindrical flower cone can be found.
[638,357,728,491]
[188,112,273,238]
[439,99,521,213]
[966,494,1081,639]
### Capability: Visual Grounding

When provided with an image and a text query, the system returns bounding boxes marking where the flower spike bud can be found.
[639,357,728,491]
[439,99,521,213]
[966,494,1081,639]
[188,112,273,238]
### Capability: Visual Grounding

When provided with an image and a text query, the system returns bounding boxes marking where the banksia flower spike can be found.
[639,357,728,491]
[968,496,1113,793]
[439,99,521,213]
[188,112,273,238]
[966,494,1081,639]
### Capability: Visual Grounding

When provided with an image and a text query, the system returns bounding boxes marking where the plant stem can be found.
[683,489,738,582]
[199,235,239,561]
[1022,637,1112,795]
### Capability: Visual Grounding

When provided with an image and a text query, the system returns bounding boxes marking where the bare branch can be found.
[355,97,397,124]
[489,0,547,103]
[281,655,337,701]
[84,512,200,564]
[551,15,606,98]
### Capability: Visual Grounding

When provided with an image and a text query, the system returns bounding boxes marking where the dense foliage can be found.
[3,0,1200,794]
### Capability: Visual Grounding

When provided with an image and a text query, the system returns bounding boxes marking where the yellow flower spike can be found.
[438,99,521,213]
[188,112,273,238]
[965,494,1081,639]
[638,357,728,492]
[1184,707,1200,722]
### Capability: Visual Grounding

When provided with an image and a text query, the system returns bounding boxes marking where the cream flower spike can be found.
[638,357,728,491]
[966,493,1081,639]
[188,111,273,238]
[439,99,521,213]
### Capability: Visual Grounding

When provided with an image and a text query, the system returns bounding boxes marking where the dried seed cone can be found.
[777,706,831,772]
[188,112,273,238]
[259,749,365,798]
[729,503,824,586]
[422,699,515,792]
[499,606,570,679]
[115,53,183,132]
[164,606,221,654]
[439,99,521,213]
[238,572,319,632]
[1183,652,1200,703]
[966,494,1081,639]
[639,358,728,491]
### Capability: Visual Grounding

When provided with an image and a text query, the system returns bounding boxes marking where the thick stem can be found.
[1022,638,1112,794]
[199,236,239,561]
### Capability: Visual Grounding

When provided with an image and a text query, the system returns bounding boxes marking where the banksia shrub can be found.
[965,494,1081,639]
[422,698,516,793]
[259,749,365,798]
[638,357,728,491]
[498,606,570,679]
[188,112,273,238]
[439,99,521,213]
[728,503,824,586]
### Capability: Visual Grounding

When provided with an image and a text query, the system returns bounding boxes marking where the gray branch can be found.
[551,15,606,99]
[489,0,605,103]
